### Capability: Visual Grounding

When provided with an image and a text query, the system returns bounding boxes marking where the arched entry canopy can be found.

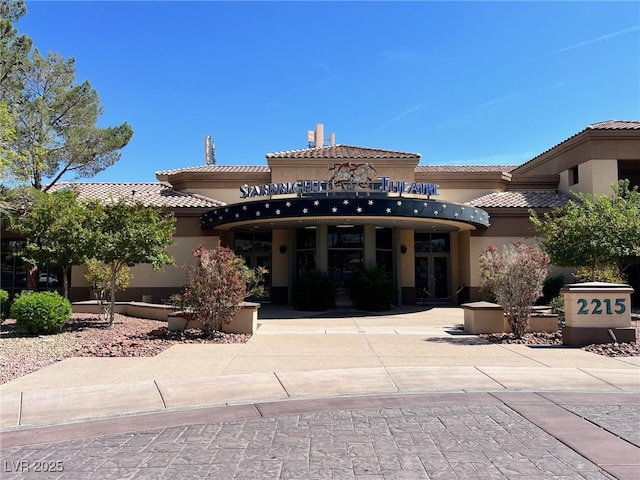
[201,196,490,231]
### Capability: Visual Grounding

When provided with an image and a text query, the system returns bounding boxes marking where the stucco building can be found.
[2,120,639,307]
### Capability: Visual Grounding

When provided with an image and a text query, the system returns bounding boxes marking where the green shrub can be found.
[574,265,627,284]
[536,275,565,305]
[293,269,335,311]
[0,289,10,320]
[550,295,565,326]
[348,264,396,311]
[10,291,72,335]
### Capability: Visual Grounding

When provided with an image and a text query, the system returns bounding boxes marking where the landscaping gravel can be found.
[0,313,249,385]
[481,316,640,358]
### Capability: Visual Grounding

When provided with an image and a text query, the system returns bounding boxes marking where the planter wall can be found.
[167,302,260,334]
[72,300,178,322]
[462,302,559,334]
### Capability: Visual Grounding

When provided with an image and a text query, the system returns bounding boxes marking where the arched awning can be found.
[201,196,490,231]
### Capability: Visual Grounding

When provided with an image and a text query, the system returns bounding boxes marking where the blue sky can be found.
[17,1,640,183]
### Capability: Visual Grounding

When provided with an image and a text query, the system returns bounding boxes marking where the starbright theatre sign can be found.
[240,162,439,199]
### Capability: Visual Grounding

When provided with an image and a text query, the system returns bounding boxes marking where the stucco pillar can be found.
[364,224,376,266]
[316,224,328,273]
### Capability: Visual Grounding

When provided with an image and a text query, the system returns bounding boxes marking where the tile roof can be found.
[415,165,517,173]
[466,190,575,208]
[515,120,640,171]
[586,120,640,130]
[266,144,420,159]
[156,165,270,176]
[50,182,225,208]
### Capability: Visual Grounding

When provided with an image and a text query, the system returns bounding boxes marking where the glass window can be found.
[234,232,254,254]
[296,228,316,250]
[430,233,450,253]
[328,226,363,249]
[376,250,393,272]
[415,233,431,253]
[375,227,392,250]
[415,233,450,253]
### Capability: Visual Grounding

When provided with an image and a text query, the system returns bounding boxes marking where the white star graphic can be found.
[256,211,261,216]
[242,205,247,210]
[442,204,447,209]
[368,200,374,205]
[225,208,229,212]
[332,207,338,213]
[264,203,270,209]
[302,208,308,214]
[386,208,391,213]
[356,207,362,213]
[235,213,240,218]
[396,200,402,206]
[219,216,223,220]
[413,209,418,214]
[286,202,291,207]
[343,200,349,205]
[434,211,439,215]
[313,200,319,206]
[275,209,281,215]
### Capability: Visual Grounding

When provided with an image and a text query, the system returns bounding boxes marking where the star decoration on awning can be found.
[201,196,490,230]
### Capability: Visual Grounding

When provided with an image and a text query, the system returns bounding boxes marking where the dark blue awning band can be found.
[201,197,490,229]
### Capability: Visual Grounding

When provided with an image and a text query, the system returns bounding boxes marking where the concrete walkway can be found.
[1,306,639,479]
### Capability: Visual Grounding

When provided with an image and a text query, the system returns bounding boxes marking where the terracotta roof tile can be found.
[466,190,574,208]
[156,165,270,176]
[415,165,517,173]
[51,182,225,208]
[514,120,640,171]
[586,120,640,130]
[266,144,420,159]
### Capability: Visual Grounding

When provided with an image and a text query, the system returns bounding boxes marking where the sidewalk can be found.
[1,306,638,479]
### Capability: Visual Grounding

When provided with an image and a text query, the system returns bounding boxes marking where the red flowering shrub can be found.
[479,241,550,339]
[175,244,266,336]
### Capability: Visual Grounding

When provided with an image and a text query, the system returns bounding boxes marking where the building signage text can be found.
[240,176,439,199]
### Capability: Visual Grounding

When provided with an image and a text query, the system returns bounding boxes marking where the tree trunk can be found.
[109,267,116,327]
[62,266,70,299]
[27,266,38,291]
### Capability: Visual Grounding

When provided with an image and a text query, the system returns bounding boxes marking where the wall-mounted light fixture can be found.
[400,244,407,254]
[279,245,287,254]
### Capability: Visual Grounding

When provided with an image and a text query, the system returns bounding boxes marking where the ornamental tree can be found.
[88,197,175,327]
[479,241,550,339]
[177,244,266,337]
[84,258,132,323]
[530,180,640,280]
[7,188,95,297]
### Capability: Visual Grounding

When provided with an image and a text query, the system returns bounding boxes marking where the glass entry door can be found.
[414,232,451,304]
[235,232,272,301]
[415,255,450,304]
[328,226,364,307]
[244,254,271,300]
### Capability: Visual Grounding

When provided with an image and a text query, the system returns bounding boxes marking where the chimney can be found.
[330,132,336,145]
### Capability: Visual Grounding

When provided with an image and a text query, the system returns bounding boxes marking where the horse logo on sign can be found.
[328,162,377,190]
